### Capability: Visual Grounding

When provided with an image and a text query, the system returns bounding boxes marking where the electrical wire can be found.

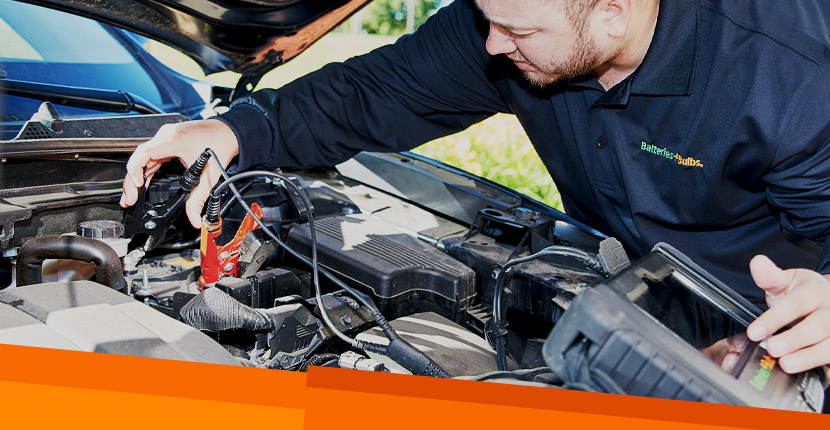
[207,167,380,312]
[491,246,605,371]
[157,237,200,249]
[204,149,385,351]
[219,177,260,218]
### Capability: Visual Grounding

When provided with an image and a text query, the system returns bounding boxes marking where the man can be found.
[121,0,830,378]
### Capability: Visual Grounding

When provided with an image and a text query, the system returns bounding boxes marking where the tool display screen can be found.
[633,273,752,376]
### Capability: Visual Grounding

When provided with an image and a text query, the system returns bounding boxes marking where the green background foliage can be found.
[358,0,443,35]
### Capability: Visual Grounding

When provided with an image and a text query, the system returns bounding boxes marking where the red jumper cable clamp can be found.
[199,202,264,289]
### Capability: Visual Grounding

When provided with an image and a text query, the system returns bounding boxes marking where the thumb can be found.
[749,255,794,307]
[186,183,210,228]
[185,152,228,228]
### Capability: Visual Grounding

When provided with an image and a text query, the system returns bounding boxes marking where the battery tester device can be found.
[543,243,826,412]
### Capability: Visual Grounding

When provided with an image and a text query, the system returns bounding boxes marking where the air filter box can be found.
[286,214,475,321]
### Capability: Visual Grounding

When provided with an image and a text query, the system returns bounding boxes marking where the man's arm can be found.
[122,0,508,226]
[218,0,507,172]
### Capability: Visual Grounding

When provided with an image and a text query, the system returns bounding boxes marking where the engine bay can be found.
[1,111,826,412]
[0,111,617,382]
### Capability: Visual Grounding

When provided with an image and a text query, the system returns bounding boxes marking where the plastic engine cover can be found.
[0,280,239,365]
[287,214,475,321]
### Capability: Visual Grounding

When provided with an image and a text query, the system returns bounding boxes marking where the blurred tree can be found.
[359,0,450,35]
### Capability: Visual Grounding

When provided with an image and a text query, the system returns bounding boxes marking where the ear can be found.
[597,0,632,39]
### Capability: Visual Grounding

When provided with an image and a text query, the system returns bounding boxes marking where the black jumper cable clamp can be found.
[124,149,211,252]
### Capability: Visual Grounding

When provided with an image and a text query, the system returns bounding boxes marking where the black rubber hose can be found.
[16,235,126,291]
[300,353,341,372]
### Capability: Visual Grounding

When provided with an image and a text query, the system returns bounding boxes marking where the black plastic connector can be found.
[371,314,451,378]
[205,195,221,225]
[181,149,211,192]
[384,335,451,378]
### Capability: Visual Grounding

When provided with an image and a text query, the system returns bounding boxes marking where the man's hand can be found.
[747,255,830,379]
[701,334,749,373]
[120,119,239,228]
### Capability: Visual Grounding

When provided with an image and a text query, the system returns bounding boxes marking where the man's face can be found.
[477,0,611,87]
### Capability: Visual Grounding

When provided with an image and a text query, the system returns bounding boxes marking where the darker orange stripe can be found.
[2,343,827,429]
[306,366,828,428]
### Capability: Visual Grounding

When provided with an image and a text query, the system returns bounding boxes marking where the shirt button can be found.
[597,137,607,148]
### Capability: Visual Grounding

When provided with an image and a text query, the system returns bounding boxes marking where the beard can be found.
[512,26,609,88]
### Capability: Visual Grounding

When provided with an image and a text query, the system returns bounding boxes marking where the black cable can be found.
[490,246,606,371]
[203,149,448,377]
[207,169,382,316]
[466,367,554,382]
[203,153,362,347]
[157,236,200,249]
[300,353,340,372]
[219,178,260,218]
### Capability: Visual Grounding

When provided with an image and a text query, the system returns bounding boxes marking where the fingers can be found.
[749,255,795,304]
[765,307,830,356]
[121,148,149,207]
[719,334,748,372]
[776,337,830,374]
[144,159,164,186]
[701,338,734,371]
[120,119,240,224]
[186,183,210,228]
[747,266,828,341]
[746,256,830,374]
[726,332,748,351]
[121,129,175,207]
[748,281,821,341]
[754,290,830,373]
[125,146,152,191]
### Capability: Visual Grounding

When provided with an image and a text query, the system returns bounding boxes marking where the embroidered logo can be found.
[640,141,703,168]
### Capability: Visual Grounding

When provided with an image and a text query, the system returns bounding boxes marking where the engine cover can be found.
[287,214,476,321]
[0,280,239,365]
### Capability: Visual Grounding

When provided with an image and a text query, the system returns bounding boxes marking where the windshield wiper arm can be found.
[0,78,163,115]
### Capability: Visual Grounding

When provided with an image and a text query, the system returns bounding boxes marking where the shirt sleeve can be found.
[764,59,830,274]
[215,0,508,171]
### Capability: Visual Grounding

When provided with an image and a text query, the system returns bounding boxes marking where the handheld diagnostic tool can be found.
[542,243,826,412]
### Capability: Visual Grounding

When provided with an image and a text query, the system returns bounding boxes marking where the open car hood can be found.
[16,0,372,78]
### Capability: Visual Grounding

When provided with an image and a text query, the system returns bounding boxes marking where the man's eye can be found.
[512,32,535,39]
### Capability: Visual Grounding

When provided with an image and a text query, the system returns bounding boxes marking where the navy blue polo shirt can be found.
[219,0,830,306]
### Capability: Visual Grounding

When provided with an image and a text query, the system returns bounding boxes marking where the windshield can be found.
[0,4,135,65]
[0,0,165,123]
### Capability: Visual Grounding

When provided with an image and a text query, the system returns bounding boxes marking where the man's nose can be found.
[485,24,516,56]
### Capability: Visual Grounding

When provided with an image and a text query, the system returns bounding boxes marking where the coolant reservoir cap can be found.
[77,220,124,239]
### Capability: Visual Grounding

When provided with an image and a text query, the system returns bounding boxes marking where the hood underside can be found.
[17,0,372,77]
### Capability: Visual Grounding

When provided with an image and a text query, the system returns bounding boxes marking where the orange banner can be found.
[0,343,826,429]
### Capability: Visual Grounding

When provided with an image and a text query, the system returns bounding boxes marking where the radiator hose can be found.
[16,235,126,291]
